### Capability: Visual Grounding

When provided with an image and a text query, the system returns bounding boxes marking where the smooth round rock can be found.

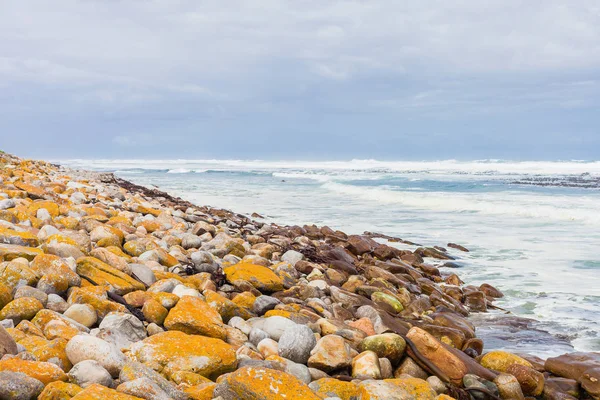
[66,335,126,377]
[68,360,113,388]
[64,304,97,328]
[0,371,44,400]
[278,324,317,364]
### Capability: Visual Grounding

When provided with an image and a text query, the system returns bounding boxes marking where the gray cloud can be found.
[0,1,599,159]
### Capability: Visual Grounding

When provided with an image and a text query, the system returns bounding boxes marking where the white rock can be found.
[278,324,317,364]
[64,304,97,328]
[281,250,304,266]
[68,360,113,388]
[172,284,200,298]
[66,335,126,377]
[261,316,297,341]
[94,312,147,351]
[129,264,156,287]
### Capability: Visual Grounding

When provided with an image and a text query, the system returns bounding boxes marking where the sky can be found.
[1,1,599,160]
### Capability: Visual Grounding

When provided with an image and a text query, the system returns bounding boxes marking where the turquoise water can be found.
[62,159,600,356]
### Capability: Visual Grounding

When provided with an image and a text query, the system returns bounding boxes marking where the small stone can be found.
[494,373,525,400]
[427,376,447,394]
[281,250,304,266]
[480,350,532,373]
[46,294,70,313]
[261,316,297,341]
[357,380,413,400]
[94,312,147,350]
[116,377,171,400]
[68,360,114,388]
[248,327,270,346]
[395,357,429,380]
[0,324,18,357]
[14,286,48,307]
[379,358,393,379]
[257,338,279,358]
[278,324,316,364]
[64,304,98,328]
[360,333,406,365]
[129,264,156,287]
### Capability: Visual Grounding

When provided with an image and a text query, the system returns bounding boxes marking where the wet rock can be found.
[480,350,532,372]
[395,357,428,380]
[506,363,544,396]
[278,324,316,364]
[447,243,469,252]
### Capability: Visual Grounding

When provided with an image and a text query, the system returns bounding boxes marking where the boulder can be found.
[278,324,316,364]
[68,360,114,388]
[163,295,227,339]
[0,371,44,400]
[66,335,126,377]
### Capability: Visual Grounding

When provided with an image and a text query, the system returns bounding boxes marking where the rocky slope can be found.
[0,152,598,400]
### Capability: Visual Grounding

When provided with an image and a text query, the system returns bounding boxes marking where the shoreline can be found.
[0,152,598,399]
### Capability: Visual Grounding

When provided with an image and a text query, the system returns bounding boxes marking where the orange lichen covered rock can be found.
[0,261,39,288]
[71,384,144,399]
[0,358,68,385]
[76,257,145,295]
[14,181,46,198]
[309,377,359,400]
[385,377,437,400]
[184,383,216,400]
[0,226,39,247]
[0,243,43,261]
[27,200,60,218]
[204,289,253,322]
[31,254,82,287]
[128,330,237,379]
[67,286,128,318]
[163,295,227,339]
[214,366,321,400]
[142,298,168,325]
[223,263,284,292]
[479,350,533,372]
[38,381,83,400]
[0,297,44,323]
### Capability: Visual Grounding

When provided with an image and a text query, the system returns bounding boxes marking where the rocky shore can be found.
[0,151,598,400]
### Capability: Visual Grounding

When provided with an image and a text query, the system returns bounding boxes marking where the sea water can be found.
[61,159,600,357]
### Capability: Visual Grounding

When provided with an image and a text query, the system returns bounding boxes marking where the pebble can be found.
[64,304,97,328]
[278,324,317,364]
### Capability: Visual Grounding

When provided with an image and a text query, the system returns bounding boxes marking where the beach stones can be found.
[66,335,126,377]
[0,371,44,400]
[163,295,227,339]
[360,333,406,365]
[480,350,532,372]
[308,334,353,372]
[68,360,114,388]
[223,262,284,292]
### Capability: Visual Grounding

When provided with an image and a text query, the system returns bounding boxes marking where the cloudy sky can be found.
[1,1,599,160]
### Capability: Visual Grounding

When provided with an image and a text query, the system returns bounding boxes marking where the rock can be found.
[0,359,67,385]
[406,327,467,385]
[213,366,321,400]
[308,334,353,372]
[309,378,359,399]
[427,376,447,395]
[0,324,18,357]
[480,350,532,372]
[69,383,144,399]
[494,373,525,400]
[479,283,503,298]
[248,327,269,346]
[252,295,281,315]
[545,352,600,380]
[257,338,278,358]
[46,294,70,313]
[94,312,147,350]
[581,367,600,400]
[163,295,227,339]
[119,361,187,400]
[128,330,237,379]
[129,264,156,287]
[387,377,437,400]
[0,371,44,400]
[68,360,114,388]
[447,243,469,252]
[142,299,168,325]
[223,263,284,292]
[360,333,406,365]
[278,324,316,364]
[260,316,297,341]
[281,250,304,266]
[463,374,498,400]
[371,292,404,313]
[116,377,171,400]
[38,381,83,399]
[352,351,382,379]
[66,335,126,377]
[506,363,544,396]
[356,380,414,399]
[14,286,48,307]
[30,254,81,287]
[76,257,145,295]
[0,297,44,324]
[64,304,98,328]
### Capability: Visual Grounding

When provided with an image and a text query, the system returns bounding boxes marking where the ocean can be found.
[61,159,600,357]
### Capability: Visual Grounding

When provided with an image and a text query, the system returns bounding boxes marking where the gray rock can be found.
[94,312,146,351]
[427,375,447,394]
[181,234,203,250]
[0,325,18,357]
[147,278,179,293]
[68,360,114,388]
[278,324,316,364]
[119,361,187,400]
[0,371,44,400]
[228,316,252,335]
[261,316,297,341]
[190,250,219,273]
[248,327,270,346]
[285,360,312,384]
[281,250,304,266]
[117,377,171,400]
[130,264,156,287]
[46,294,70,313]
[14,286,48,307]
[252,295,281,315]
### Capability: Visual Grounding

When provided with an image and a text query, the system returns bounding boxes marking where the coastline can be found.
[0,152,598,399]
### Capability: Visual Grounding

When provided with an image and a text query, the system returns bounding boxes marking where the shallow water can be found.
[61,159,600,356]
